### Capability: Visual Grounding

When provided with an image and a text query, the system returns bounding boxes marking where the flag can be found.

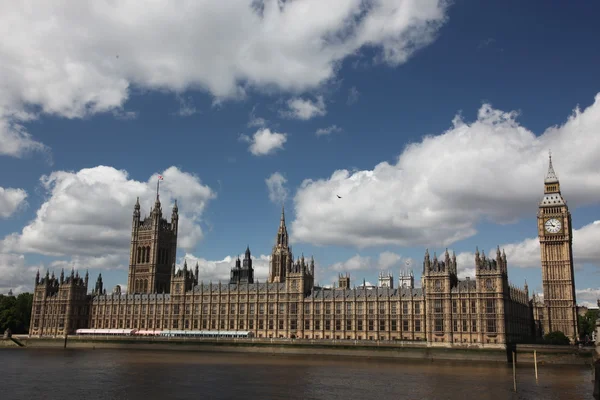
[158,175,164,180]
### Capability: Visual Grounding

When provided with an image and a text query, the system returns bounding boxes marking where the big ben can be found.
[537,152,578,341]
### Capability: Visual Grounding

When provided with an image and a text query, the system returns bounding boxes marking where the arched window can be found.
[144,279,148,293]
[137,247,142,263]
[146,246,150,263]
[135,279,139,293]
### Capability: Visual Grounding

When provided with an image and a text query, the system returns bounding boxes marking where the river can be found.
[0,349,593,399]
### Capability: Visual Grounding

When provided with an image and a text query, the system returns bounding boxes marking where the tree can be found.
[544,331,570,345]
[578,309,599,341]
[0,293,33,334]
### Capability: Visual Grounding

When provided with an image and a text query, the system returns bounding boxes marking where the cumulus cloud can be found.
[450,220,600,281]
[0,187,28,218]
[281,96,326,120]
[316,125,342,136]
[0,253,42,295]
[240,128,287,156]
[1,166,215,257]
[0,0,448,157]
[576,288,600,308]
[292,94,600,248]
[330,252,403,272]
[459,220,600,273]
[265,172,289,204]
[178,252,271,283]
[0,111,50,158]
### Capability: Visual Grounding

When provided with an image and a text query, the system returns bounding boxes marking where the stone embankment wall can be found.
[7,336,592,366]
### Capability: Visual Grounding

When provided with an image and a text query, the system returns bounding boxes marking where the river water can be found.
[0,349,593,399]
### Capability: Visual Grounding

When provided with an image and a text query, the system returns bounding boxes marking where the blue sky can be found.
[1,1,599,306]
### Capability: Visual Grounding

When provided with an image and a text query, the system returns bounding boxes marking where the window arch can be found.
[144,279,148,293]
[146,246,150,263]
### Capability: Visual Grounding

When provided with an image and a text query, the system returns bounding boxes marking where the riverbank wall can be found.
[6,336,593,366]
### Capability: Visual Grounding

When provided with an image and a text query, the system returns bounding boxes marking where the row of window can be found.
[91,302,425,315]
[91,318,425,332]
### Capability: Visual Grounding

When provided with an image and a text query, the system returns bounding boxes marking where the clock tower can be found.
[537,152,578,341]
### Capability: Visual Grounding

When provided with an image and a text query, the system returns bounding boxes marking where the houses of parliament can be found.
[28,155,579,346]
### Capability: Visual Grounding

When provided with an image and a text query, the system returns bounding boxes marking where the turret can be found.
[422,249,431,274]
[195,262,199,284]
[95,273,103,295]
[60,269,64,284]
[84,270,89,287]
[35,269,40,285]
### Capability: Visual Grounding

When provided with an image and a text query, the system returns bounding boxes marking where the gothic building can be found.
[533,153,578,341]
[28,157,577,346]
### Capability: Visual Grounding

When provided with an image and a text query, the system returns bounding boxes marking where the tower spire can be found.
[280,204,286,227]
[545,150,558,183]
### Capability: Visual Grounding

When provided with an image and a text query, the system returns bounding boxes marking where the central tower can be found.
[537,153,577,341]
[128,186,178,294]
[269,206,292,283]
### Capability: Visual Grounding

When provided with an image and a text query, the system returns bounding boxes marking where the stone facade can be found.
[30,159,579,346]
[535,153,578,341]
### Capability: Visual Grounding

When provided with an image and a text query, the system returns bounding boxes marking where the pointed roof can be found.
[275,205,289,248]
[545,150,559,183]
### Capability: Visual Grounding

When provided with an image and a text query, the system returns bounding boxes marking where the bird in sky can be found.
[337,195,342,199]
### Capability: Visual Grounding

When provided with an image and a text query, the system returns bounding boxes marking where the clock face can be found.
[544,218,562,234]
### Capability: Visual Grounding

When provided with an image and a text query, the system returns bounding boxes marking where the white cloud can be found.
[281,96,326,120]
[316,125,342,136]
[347,86,360,105]
[240,128,287,156]
[0,187,28,218]
[576,288,600,308]
[50,254,128,272]
[265,172,289,204]
[0,253,41,295]
[0,111,50,158]
[179,252,271,283]
[292,94,600,248]
[452,220,600,280]
[1,166,215,258]
[0,1,448,157]
[482,220,600,270]
[330,252,403,272]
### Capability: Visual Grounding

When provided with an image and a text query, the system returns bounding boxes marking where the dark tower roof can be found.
[245,246,251,259]
[545,151,558,184]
